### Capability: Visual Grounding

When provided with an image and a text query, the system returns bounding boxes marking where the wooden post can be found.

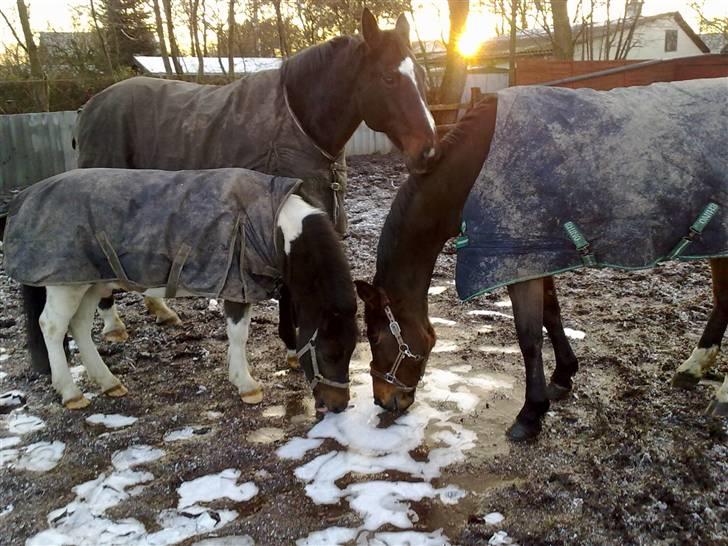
[470,86,482,107]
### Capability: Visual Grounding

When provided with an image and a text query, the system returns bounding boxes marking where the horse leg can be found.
[543,277,579,401]
[224,300,263,404]
[506,278,549,441]
[672,258,728,388]
[706,375,728,417]
[40,285,91,408]
[98,296,129,342]
[69,286,128,398]
[279,285,299,369]
[143,296,182,326]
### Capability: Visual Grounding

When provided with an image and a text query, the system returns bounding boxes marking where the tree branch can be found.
[0,8,28,52]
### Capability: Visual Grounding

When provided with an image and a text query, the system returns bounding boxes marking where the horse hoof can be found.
[105,384,128,398]
[157,314,182,327]
[65,396,91,410]
[506,420,541,442]
[671,371,701,390]
[546,382,571,401]
[287,354,300,369]
[705,400,728,417]
[103,328,129,343]
[240,388,263,404]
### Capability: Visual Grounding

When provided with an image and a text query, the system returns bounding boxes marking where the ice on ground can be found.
[0,504,13,517]
[14,441,65,472]
[192,535,255,545]
[432,340,459,353]
[112,445,164,470]
[0,436,21,449]
[468,310,513,320]
[477,345,521,355]
[564,328,586,340]
[428,286,448,295]
[86,414,138,429]
[247,427,286,444]
[485,512,505,525]
[177,469,258,509]
[0,371,7,381]
[296,527,358,546]
[277,438,324,460]
[0,354,9,362]
[208,299,221,311]
[3,412,45,434]
[430,317,456,327]
[262,405,286,418]
[0,390,25,409]
[494,300,512,308]
[489,530,518,545]
[297,528,450,546]
[163,426,211,442]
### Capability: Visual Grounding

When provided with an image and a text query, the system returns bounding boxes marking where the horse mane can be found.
[290,213,357,317]
[281,36,364,89]
[374,97,499,285]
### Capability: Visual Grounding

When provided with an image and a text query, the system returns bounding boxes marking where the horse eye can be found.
[382,72,397,86]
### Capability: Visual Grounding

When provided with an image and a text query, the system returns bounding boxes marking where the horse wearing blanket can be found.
[357,78,728,441]
[4,168,356,411]
[74,9,438,362]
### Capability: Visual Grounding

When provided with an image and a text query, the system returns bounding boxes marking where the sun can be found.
[456,12,491,58]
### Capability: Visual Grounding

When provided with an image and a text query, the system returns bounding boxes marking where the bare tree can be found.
[89,0,115,74]
[0,1,48,110]
[691,0,728,52]
[227,0,235,76]
[151,0,173,74]
[436,0,469,124]
[271,0,290,57]
[548,0,573,59]
[161,0,183,74]
[185,0,204,77]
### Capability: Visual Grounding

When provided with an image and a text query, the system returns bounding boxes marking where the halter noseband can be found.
[369,306,425,393]
[296,329,350,391]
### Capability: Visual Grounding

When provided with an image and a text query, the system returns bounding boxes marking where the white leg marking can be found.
[226,304,262,401]
[398,56,436,132]
[69,286,123,393]
[142,296,182,325]
[277,194,324,255]
[99,303,127,339]
[40,286,89,405]
[676,345,720,378]
[716,375,728,404]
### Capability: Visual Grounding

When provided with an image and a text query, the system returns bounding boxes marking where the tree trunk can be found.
[16,0,47,111]
[227,0,235,76]
[508,0,517,86]
[152,0,173,75]
[189,0,204,78]
[272,0,290,57]
[436,0,469,125]
[550,0,573,59]
[162,0,184,74]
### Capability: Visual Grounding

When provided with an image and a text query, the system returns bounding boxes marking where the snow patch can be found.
[276,438,324,460]
[428,286,448,295]
[0,390,25,410]
[247,427,286,444]
[430,317,456,327]
[12,441,66,472]
[192,535,255,546]
[177,469,258,509]
[432,340,460,353]
[86,414,138,429]
[3,412,45,434]
[262,405,286,418]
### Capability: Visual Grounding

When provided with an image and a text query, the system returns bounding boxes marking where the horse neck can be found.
[282,38,364,158]
[375,99,499,312]
[285,213,356,326]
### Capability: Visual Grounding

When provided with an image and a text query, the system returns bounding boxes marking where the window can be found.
[665,29,678,52]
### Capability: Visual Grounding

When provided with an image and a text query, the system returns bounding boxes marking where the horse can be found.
[356,81,728,442]
[73,8,438,366]
[4,168,357,412]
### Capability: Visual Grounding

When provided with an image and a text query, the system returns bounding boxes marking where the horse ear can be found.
[361,8,381,48]
[355,280,380,309]
[395,14,410,46]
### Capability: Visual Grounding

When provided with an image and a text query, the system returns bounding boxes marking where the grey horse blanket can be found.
[76,72,348,233]
[456,77,728,300]
[4,168,300,303]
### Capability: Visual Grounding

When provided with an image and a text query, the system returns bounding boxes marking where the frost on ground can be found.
[280,341,509,545]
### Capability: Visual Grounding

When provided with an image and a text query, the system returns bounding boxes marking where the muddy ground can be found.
[0,154,726,546]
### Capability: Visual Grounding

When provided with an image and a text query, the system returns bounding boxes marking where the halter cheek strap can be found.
[296,329,350,390]
[369,306,425,393]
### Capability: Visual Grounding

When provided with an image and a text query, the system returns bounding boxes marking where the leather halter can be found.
[369,305,425,392]
[296,329,350,390]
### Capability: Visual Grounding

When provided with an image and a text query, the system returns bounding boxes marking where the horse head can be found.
[355,281,435,412]
[355,9,439,174]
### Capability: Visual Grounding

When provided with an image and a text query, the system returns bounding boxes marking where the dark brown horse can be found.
[69,9,437,372]
[356,96,728,442]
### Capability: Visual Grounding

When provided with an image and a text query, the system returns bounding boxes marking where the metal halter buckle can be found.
[296,328,349,390]
[370,306,425,392]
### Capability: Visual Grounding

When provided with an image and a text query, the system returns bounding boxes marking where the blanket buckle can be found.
[563,221,597,267]
[667,202,719,259]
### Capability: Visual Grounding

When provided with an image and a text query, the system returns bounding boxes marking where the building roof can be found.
[133,56,282,76]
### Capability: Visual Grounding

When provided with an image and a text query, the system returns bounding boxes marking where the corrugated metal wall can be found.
[0,111,78,194]
[0,113,394,194]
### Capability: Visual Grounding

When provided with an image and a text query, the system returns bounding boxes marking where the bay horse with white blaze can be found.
[73,9,437,364]
[357,91,728,442]
[5,168,356,412]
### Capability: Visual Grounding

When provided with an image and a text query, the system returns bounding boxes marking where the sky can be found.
[0,0,726,51]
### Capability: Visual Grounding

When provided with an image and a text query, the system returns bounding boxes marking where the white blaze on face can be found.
[397,56,436,134]
[277,194,325,255]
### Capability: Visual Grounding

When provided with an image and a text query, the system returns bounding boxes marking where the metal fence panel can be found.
[0,113,393,195]
[0,111,78,194]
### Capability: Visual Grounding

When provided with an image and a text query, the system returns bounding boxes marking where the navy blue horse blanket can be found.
[456,77,728,300]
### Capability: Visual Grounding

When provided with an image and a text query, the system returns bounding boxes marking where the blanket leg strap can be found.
[563,222,597,267]
[96,231,142,291]
[667,202,720,259]
[165,244,192,298]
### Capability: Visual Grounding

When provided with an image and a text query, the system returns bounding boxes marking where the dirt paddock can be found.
[0,154,726,546]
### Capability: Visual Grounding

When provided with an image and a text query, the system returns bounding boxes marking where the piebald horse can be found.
[356,96,727,441]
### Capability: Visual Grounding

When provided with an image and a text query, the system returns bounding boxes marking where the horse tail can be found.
[21,285,51,375]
